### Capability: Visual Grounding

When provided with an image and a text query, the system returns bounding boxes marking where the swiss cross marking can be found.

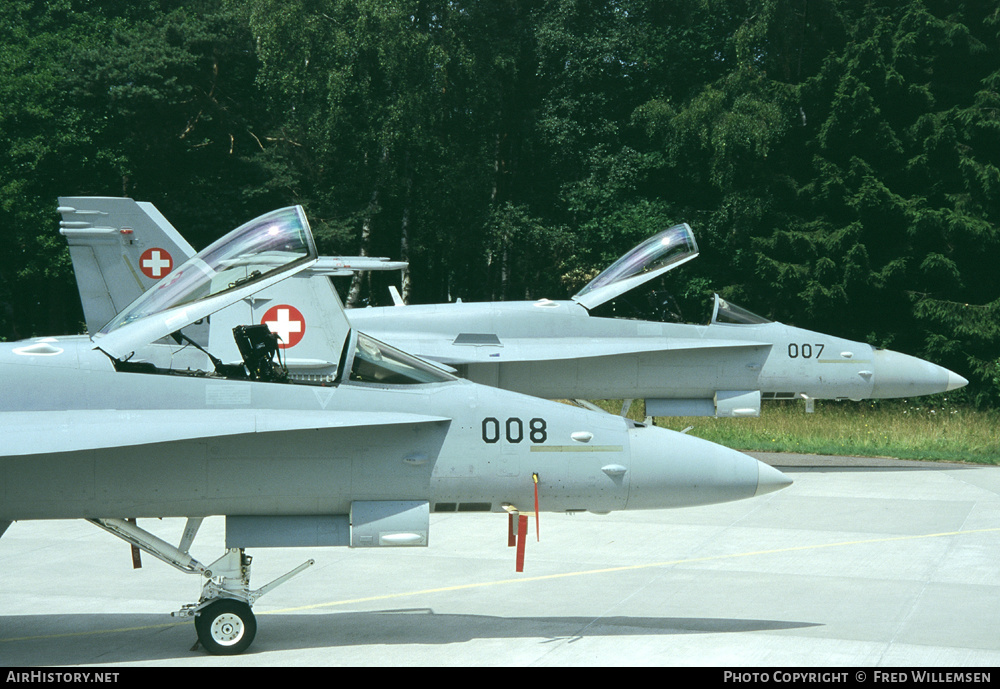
[140,248,173,279]
[261,304,306,349]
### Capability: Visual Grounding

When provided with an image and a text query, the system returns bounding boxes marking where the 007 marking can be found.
[788,343,825,359]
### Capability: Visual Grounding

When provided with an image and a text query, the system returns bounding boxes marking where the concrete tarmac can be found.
[2,454,999,667]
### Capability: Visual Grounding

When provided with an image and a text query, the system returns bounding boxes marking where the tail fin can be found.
[388,285,406,306]
[208,274,353,384]
[57,197,195,332]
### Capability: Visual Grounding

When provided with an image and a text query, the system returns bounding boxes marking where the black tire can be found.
[195,599,257,655]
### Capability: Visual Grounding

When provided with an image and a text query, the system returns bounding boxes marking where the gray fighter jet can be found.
[2,205,790,655]
[58,198,967,418]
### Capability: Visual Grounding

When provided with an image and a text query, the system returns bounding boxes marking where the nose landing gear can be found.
[88,518,314,655]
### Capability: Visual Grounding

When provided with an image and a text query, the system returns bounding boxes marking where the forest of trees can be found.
[2,0,999,405]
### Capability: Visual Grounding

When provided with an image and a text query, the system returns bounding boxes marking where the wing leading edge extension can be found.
[0,409,450,457]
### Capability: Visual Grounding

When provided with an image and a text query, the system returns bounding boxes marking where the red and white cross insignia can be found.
[140,248,173,280]
[261,304,306,349]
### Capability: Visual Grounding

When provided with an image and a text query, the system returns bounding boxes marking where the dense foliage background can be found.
[2,0,998,404]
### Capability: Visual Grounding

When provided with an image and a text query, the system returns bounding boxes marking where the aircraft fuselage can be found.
[0,337,781,522]
[348,300,960,410]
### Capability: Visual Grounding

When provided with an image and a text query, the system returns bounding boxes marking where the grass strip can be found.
[588,398,1000,465]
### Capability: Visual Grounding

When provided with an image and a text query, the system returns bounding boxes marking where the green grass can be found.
[588,398,1000,465]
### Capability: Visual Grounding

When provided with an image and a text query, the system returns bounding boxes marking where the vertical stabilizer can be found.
[208,274,353,383]
[58,197,195,332]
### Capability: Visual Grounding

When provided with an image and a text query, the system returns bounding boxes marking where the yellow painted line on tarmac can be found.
[263,525,1000,614]
[4,525,1000,643]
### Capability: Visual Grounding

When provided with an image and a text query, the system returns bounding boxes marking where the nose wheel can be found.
[195,599,257,655]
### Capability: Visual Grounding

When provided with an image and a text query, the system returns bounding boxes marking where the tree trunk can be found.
[345,186,377,308]
[346,146,389,308]
[400,170,413,304]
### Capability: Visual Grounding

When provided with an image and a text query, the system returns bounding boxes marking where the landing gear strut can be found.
[88,518,313,655]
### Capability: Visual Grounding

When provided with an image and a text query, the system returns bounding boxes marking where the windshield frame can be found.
[711,294,772,325]
[348,332,457,386]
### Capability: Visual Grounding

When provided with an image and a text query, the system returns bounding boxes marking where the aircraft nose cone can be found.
[625,426,791,510]
[755,461,793,497]
[947,371,969,392]
[870,350,968,399]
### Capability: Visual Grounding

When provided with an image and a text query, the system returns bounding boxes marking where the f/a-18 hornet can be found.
[58,198,966,419]
[2,205,789,655]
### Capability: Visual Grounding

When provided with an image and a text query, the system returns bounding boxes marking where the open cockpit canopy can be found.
[572,224,699,310]
[100,206,314,334]
[93,207,317,359]
[89,205,455,388]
